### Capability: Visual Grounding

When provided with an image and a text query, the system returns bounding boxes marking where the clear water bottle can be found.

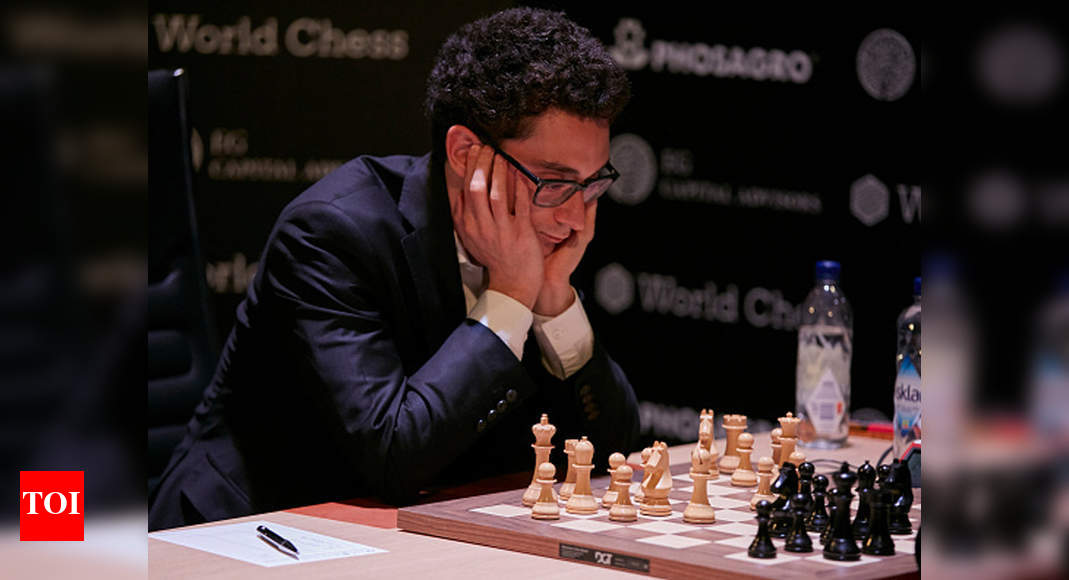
[893,277,922,459]
[796,260,852,449]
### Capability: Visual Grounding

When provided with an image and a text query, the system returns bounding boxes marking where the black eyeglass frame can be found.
[472,132,620,208]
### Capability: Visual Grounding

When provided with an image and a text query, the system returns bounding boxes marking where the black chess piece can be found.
[748,499,777,559]
[887,459,914,534]
[853,460,875,540]
[862,487,896,556]
[877,463,892,487]
[807,474,830,532]
[823,462,861,561]
[769,462,798,538]
[821,499,837,545]
[798,461,815,514]
[784,491,814,553]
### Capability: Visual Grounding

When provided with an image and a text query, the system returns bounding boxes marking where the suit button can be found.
[476,419,486,432]
[487,409,498,423]
[505,388,518,403]
[496,399,507,413]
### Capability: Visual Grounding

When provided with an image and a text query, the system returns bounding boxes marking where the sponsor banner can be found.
[149,4,921,428]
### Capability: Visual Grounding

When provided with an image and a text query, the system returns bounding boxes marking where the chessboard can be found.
[398,463,921,579]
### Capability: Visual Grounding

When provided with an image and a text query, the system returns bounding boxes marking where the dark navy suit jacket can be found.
[148,154,640,530]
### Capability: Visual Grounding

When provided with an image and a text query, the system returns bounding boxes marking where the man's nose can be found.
[554,192,586,231]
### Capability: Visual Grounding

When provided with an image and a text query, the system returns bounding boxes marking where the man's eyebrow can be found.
[534,158,610,181]
[533,159,581,177]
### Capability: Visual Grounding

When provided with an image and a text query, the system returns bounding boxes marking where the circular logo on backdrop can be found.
[850,174,890,226]
[595,263,635,315]
[856,28,916,101]
[608,18,650,70]
[607,134,657,206]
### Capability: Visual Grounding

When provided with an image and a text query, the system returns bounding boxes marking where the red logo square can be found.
[20,471,84,541]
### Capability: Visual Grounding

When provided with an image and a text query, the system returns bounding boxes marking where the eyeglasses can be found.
[478,139,619,208]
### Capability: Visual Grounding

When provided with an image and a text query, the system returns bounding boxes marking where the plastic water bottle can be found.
[796,260,852,449]
[893,277,922,459]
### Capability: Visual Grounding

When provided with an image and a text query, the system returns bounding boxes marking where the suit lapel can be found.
[398,154,466,357]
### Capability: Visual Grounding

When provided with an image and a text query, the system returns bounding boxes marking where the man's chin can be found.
[541,241,556,256]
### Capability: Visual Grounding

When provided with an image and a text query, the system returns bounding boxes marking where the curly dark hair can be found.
[425,7,630,165]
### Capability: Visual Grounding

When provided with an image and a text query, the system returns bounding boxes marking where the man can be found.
[149,7,639,530]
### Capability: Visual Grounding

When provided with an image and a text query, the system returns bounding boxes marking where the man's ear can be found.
[445,125,481,178]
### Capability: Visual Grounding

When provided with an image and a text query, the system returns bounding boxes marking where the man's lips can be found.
[538,232,567,244]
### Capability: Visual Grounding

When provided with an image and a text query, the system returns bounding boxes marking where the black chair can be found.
[148,69,218,494]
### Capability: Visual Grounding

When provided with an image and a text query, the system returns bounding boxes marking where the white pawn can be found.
[602,452,627,508]
[731,432,758,487]
[608,465,637,522]
[750,456,777,510]
[531,463,560,520]
[683,446,716,523]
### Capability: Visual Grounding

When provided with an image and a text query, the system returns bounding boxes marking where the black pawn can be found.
[853,460,875,540]
[887,459,914,534]
[823,462,861,561]
[784,491,814,552]
[807,474,830,532]
[877,463,892,487]
[748,499,777,559]
[769,462,798,538]
[862,488,896,556]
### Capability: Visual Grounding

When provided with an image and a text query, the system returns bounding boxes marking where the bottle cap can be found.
[815,260,841,282]
[913,276,921,297]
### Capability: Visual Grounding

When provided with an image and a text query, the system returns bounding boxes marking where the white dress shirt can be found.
[454,232,594,379]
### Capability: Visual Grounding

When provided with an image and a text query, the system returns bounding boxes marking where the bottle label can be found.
[805,368,846,435]
[893,357,922,447]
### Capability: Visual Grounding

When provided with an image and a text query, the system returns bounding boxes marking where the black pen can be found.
[257,525,300,558]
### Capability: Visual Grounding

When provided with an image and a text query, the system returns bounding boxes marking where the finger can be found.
[462,145,480,197]
[489,152,509,222]
[467,145,495,225]
[514,169,532,222]
[507,165,518,216]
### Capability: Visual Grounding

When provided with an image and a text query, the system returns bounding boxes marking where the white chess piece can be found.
[531,463,560,520]
[602,452,626,508]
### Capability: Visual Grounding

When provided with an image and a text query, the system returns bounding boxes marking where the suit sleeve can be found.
[260,201,538,502]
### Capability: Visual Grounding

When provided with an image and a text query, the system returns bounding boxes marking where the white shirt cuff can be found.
[532,288,594,379]
[469,289,533,361]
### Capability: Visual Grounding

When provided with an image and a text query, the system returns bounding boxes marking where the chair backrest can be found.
[147,69,218,493]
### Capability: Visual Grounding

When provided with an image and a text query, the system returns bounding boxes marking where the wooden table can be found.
[149,434,917,579]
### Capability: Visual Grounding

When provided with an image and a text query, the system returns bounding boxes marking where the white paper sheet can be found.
[150,520,387,567]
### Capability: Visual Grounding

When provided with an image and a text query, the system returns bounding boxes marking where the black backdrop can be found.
[148,2,922,445]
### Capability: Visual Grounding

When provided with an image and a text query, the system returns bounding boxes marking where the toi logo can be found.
[20,471,84,541]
